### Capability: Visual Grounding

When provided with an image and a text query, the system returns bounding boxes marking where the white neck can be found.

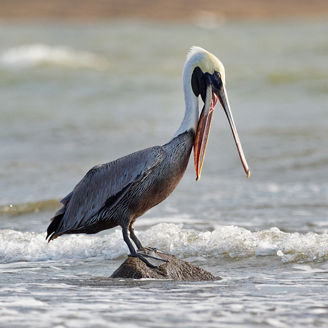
[173,65,199,138]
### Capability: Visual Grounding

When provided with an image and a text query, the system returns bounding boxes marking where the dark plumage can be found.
[47,131,194,257]
[46,46,250,267]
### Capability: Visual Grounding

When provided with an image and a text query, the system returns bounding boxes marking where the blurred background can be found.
[1,0,327,232]
[1,0,328,20]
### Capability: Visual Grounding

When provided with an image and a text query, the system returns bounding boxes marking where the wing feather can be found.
[56,146,165,233]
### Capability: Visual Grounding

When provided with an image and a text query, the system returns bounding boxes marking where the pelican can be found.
[46,46,250,267]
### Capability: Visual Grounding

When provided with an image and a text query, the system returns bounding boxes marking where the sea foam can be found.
[0,44,109,70]
[1,223,327,264]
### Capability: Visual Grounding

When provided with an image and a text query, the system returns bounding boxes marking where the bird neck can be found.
[173,68,199,138]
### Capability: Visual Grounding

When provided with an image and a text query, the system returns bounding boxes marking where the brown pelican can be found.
[46,46,250,267]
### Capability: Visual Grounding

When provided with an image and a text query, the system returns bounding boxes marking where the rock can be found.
[111,251,220,281]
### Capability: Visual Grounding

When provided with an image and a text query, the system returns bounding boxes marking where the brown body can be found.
[47,130,194,241]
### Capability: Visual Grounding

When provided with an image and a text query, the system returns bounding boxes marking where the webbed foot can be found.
[129,248,168,268]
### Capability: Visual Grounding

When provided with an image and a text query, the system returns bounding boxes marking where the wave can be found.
[1,223,327,264]
[0,199,60,216]
[0,44,109,70]
[267,68,328,85]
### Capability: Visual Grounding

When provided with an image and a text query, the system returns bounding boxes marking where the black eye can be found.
[214,71,221,79]
[212,71,223,90]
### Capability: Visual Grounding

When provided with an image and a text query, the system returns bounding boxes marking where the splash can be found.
[0,44,109,70]
[1,223,327,264]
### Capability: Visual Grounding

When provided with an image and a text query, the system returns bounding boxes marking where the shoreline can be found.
[1,0,328,21]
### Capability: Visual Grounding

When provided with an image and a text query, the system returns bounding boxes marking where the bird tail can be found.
[46,192,73,242]
[46,208,65,242]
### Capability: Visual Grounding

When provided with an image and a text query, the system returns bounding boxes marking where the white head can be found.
[184,46,226,85]
[182,46,250,180]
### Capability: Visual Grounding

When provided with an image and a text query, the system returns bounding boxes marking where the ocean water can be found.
[0,20,328,327]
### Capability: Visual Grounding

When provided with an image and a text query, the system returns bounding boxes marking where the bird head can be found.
[186,46,250,180]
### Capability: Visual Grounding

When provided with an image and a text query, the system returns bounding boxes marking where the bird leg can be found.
[129,224,143,250]
[128,225,168,265]
[122,226,167,268]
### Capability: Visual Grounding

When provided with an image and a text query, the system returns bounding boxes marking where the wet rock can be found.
[111,251,220,281]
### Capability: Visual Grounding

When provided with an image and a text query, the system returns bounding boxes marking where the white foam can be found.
[1,224,328,264]
[0,44,109,69]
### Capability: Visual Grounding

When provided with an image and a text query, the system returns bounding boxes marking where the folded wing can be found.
[47,146,165,240]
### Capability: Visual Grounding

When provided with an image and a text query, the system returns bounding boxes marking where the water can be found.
[1,20,328,327]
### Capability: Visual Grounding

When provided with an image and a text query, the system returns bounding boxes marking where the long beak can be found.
[194,83,216,181]
[194,84,250,180]
[219,86,250,178]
